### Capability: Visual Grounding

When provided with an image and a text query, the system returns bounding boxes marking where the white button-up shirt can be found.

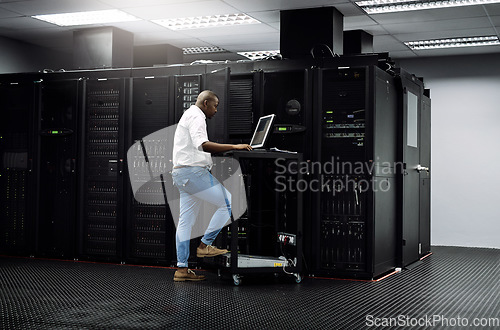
[172,105,212,168]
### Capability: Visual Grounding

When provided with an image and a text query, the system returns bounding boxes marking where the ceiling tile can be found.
[133,33,199,46]
[97,0,204,8]
[483,3,500,16]
[0,0,110,16]
[223,42,279,52]
[0,16,56,30]
[247,10,280,23]
[178,22,277,38]
[202,32,279,46]
[373,35,409,52]
[354,25,389,36]
[388,50,418,59]
[394,28,498,42]
[110,20,171,34]
[489,15,500,25]
[333,2,367,16]
[268,22,280,30]
[383,17,492,34]
[123,1,238,20]
[344,15,378,28]
[0,7,21,18]
[222,0,349,13]
[371,7,486,25]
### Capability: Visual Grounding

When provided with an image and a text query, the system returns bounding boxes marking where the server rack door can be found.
[371,67,398,277]
[203,67,230,144]
[126,76,174,264]
[36,80,80,258]
[0,77,36,256]
[419,95,431,256]
[399,76,422,267]
[173,74,201,123]
[316,67,370,277]
[80,78,127,261]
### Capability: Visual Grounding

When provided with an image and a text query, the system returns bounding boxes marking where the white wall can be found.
[0,36,71,74]
[398,54,500,249]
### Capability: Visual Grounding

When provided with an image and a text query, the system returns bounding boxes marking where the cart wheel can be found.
[294,273,302,284]
[233,274,242,286]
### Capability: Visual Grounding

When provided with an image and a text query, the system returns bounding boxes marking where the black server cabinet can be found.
[313,66,398,279]
[126,76,175,265]
[0,75,37,256]
[79,78,127,261]
[35,79,80,258]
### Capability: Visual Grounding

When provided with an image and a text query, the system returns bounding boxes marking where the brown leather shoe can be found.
[173,269,206,282]
[197,245,228,258]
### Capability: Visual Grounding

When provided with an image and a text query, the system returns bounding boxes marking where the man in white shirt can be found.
[171,90,252,281]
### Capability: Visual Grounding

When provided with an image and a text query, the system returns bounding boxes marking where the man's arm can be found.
[201,141,252,153]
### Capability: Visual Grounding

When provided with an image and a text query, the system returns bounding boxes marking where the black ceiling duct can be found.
[280,7,344,60]
[343,30,374,55]
[73,27,133,70]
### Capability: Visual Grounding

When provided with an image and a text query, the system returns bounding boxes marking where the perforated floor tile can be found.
[1,246,498,329]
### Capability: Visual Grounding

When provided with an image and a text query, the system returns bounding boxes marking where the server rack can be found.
[0,74,37,256]
[35,79,80,258]
[125,75,175,265]
[79,77,127,261]
[313,65,398,279]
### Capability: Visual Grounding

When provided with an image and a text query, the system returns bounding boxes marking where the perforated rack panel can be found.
[82,79,125,259]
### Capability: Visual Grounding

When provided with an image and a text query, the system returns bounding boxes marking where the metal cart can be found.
[210,151,303,285]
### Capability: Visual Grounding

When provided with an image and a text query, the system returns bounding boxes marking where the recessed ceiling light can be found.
[405,36,500,50]
[32,9,140,26]
[153,13,260,30]
[237,50,281,60]
[183,46,228,54]
[356,0,500,14]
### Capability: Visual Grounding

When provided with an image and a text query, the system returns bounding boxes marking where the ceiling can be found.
[0,0,499,60]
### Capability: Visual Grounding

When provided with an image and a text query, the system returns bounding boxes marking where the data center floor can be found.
[1,246,498,329]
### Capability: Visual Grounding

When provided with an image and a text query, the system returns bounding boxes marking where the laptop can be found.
[249,114,276,150]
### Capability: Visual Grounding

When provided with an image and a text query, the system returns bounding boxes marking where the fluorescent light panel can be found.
[405,36,500,49]
[32,9,140,26]
[183,46,227,54]
[237,50,281,60]
[356,0,500,13]
[153,13,260,30]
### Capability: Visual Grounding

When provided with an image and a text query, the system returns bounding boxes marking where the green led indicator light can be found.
[326,111,333,114]
[51,130,60,134]
[326,120,334,123]
[278,127,287,131]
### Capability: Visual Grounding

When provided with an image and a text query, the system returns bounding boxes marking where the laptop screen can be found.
[249,114,276,148]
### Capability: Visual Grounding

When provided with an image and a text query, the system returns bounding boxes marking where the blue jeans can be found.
[171,166,231,267]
